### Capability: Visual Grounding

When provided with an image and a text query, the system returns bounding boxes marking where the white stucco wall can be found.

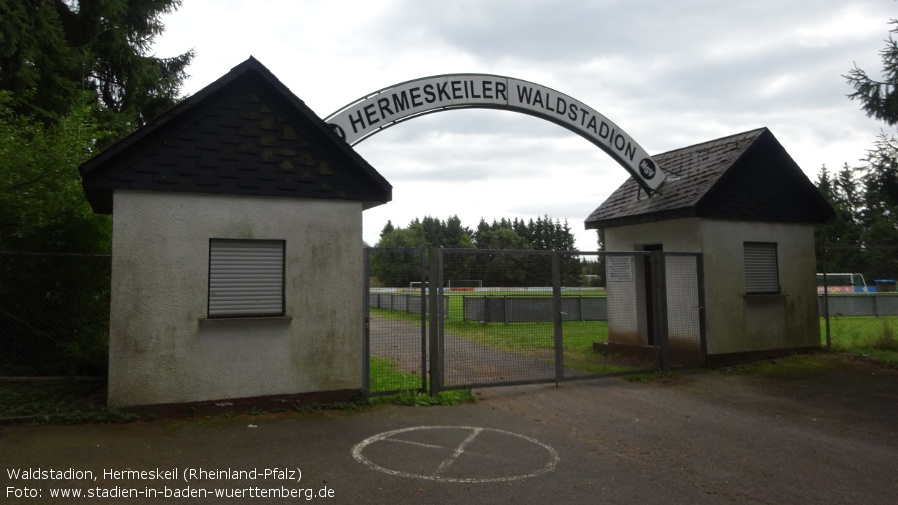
[107,190,364,407]
[604,218,703,253]
[699,220,819,355]
[604,218,820,357]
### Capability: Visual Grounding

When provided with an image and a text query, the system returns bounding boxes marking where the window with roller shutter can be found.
[208,239,285,317]
[743,242,780,294]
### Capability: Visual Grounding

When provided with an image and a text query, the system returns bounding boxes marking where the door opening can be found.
[642,244,663,345]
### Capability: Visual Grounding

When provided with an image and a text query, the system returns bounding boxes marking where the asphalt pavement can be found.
[1,356,896,504]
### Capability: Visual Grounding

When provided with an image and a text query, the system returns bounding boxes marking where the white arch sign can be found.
[325,74,665,192]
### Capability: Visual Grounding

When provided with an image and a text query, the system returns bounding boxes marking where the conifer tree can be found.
[0,0,194,134]
[844,18,898,249]
[846,20,898,126]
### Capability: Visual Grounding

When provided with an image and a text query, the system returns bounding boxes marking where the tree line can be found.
[370,215,597,287]
[814,138,898,282]
[815,18,898,283]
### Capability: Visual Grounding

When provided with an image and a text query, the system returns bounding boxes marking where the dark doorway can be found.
[643,244,663,345]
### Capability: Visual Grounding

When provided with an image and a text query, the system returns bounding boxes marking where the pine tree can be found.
[0,0,194,133]
[845,19,898,126]
[379,220,395,239]
[859,134,898,246]
[443,215,472,248]
[843,17,898,249]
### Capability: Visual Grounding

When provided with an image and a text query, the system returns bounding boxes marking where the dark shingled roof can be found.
[584,127,835,229]
[80,57,391,214]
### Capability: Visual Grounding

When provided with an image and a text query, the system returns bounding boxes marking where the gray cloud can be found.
[153,0,897,248]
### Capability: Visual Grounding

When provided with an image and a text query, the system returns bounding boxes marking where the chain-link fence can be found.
[365,248,707,395]
[433,249,687,391]
[0,252,110,376]
[439,249,562,388]
[365,248,428,395]
[819,245,898,350]
[663,253,706,366]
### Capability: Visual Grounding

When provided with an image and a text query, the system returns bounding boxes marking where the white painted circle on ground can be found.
[352,425,560,483]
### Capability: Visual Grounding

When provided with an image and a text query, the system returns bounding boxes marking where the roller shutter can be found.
[743,242,779,294]
[208,239,285,317]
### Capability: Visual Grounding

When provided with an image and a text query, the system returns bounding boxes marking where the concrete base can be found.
[595,342,705,368]
[704,346,822,368]
[119,389,362,420]
[595,342,823,369]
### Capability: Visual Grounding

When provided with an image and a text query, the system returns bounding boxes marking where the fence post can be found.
[552,251,564,383]
[418,249,428,393]
[362,248,372,395]
[428,248,443,396]
[651,251,670,372]
[822,246,831,349]
[696,254,708,367]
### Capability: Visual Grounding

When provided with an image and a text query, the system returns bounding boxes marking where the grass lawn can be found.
[373,305,609,347]
[375,301,898,375]
[367,356,475,405]
[443,319,625,374]
[821,315,898,366]
[368,356,423,393]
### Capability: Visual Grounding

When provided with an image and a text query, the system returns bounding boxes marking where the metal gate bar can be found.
[367,247,705,396]
[363,247,427,396]
[430,249,694,394]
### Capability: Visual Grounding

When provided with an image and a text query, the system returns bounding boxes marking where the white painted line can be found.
[352,426,560,483]
[385,438,447,450]
[435,428,483,475]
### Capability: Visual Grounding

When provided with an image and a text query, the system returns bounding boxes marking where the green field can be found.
[446,292,603,322]
[821,315,898,365]
[444,289,606,299]
[375,298,898,375]
[444,319,630,374]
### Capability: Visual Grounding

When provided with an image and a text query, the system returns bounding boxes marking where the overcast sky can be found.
[152,0,896,250]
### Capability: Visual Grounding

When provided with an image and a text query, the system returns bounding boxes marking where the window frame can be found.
[207,238,286,318]
[743,241,780,295]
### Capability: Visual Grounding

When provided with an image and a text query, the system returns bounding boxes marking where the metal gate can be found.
[364,248,429,396]
[364,248,705,396]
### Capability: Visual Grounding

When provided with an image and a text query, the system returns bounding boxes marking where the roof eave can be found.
[585,208,698,230]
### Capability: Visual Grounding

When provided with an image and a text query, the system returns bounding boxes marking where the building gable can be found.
[696,131,834,223]
[584,128,834,229]
[80,57,392,213]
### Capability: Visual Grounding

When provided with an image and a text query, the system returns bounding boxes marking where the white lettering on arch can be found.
[325,74,666,192]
